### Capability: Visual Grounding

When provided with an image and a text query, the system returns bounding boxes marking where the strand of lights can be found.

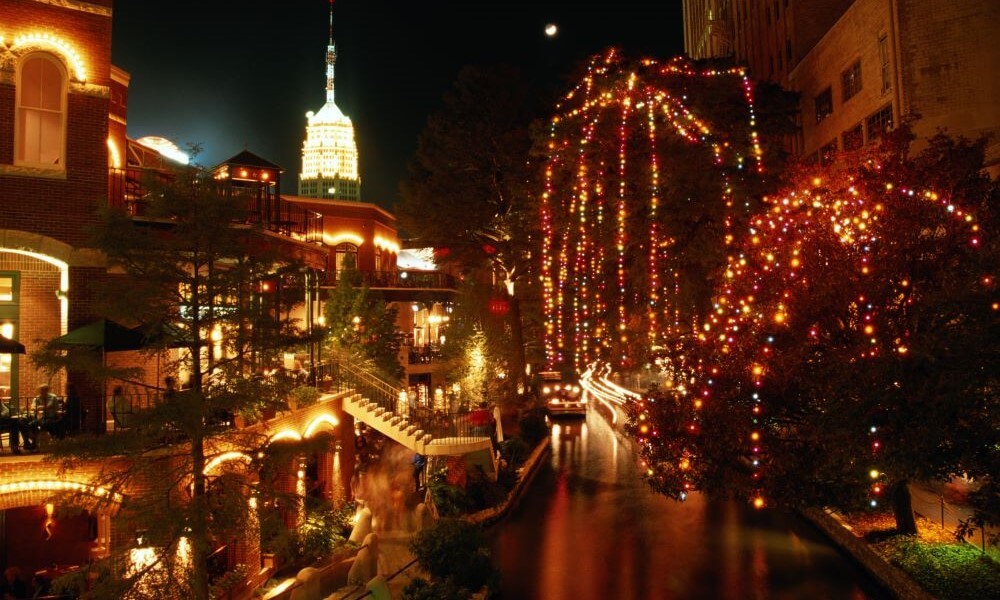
[0,480,122,503]
[12,32,87,82]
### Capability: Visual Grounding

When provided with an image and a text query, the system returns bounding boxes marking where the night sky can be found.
[111,1,684,210]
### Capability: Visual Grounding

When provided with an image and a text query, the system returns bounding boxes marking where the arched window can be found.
[334,243,358,274]
[16,53,67,169]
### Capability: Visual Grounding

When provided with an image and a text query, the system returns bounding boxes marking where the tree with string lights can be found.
[627,125,998,535]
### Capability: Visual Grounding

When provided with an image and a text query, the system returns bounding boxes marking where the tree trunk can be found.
[507,295,526,384]
[892,479,918,535]
[191,435,210,600]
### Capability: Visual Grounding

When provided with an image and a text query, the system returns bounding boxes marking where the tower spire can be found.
[326,0,336,103]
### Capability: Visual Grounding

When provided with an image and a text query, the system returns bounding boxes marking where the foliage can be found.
[518,407,550,447]
[498,437,530,469]
[875,537,1000,600]
[208,564,251,600]
[323,265,402,381]
[260,497,354,567]
[626,126,999,530]
[427,480,472,518]
[464,465,508,511]
[402,577,470,600]
[408,519,500,595]
[398,64,542,382]
[537,53,798,370]
[30,166,315,600]
[288,385,322,410]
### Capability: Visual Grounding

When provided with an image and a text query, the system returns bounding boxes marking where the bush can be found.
[428,480,473,517]
[518,407,549,446]
[498,437,530,469]
[402,577,470,600]
[408,519,499,593]
[465,465,507,510]
[289,385,322,409]
[878,537,1000,600]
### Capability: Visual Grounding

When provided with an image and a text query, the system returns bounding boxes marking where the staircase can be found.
[321,361,499,475]
[344,395,495,458]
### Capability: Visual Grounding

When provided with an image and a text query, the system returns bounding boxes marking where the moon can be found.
[545,23,558,37]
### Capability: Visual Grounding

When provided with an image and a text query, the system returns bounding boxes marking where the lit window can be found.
[819,140,838,166]
[0,277,12,302]
[866,104,893,141]
[16,53,66,168]
[878,34,891,94]
[815,87,833,123]
[842,60,862,102]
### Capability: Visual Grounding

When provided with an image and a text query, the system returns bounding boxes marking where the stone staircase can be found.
[343,394,497,465]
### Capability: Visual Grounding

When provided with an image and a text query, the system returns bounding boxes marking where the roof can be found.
[283,195,396,223]
[218,150,283,171]
[308,100,353,126]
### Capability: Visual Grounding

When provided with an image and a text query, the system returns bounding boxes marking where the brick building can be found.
[682,0,1000,170]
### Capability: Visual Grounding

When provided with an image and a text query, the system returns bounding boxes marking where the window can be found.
[374,247,383,272]
[842,124,864,151]
[16,53,67,168]
[0,277,13,302]
[878,34,891,93]
[819,140,838,166]
[334,243,359,274]
[841,60,862,102]
[866,104,893,141]
[815,87,833,123]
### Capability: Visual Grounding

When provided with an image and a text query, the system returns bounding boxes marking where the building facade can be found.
[297,1,361,202]
[682,0,1000,170]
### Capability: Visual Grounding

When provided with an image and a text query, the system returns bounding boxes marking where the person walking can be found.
[412,453,427,493]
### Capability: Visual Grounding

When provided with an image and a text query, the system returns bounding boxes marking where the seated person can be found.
[27,384,65,445]
[0,400,30,454]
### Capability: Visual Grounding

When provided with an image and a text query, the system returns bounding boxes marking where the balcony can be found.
[107,168,324,245]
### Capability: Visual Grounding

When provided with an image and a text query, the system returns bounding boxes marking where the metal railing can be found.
[321,270,458,290]
[316,361,495,446]
[108,169,324,244]
[404,345,443,365]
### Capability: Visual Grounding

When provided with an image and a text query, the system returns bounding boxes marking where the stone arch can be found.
[0,479,122,512]
[0,229,105,268]
[303,412,339,438]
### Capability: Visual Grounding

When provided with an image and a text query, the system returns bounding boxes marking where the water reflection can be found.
[490,410,887,600]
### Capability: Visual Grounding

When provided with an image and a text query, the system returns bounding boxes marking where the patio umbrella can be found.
[0,334,25,354]
[49,319,146,352]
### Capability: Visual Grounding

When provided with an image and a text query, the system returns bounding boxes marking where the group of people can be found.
[1,384,69,454]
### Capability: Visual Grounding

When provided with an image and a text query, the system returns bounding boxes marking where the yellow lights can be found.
[773,312,786,324]
[107,138,122,169]
[869,469,880,479]
[750,431,760,442]
[752,496,765,509]
[374,235,400,254]
[13,32,87,81]
[0,480,122,503]
[678,458,690,471]
[322,232,364,247]
[269,430,303,443]
[203,451,252,475]
[304,413,339,438]
[863,325,875,335]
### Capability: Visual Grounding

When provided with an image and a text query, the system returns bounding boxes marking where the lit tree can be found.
[323,263,402,381]
[34,166,309,599]
[537,52,796,372]
[628,127,999,533]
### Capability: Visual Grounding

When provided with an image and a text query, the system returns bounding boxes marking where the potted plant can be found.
[287,385,322,412]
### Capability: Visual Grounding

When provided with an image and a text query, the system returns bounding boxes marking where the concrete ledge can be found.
[798,507,936,600]
[468,438,551,528]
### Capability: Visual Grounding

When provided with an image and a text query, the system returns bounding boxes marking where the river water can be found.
[489,409,890,600]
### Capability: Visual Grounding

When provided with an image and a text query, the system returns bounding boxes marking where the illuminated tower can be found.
[298,0,361,201]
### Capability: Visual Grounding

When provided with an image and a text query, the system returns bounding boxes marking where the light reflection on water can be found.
[490,411,889,600]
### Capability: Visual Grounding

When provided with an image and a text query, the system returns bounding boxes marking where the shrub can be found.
[498,437,530,468]
[402,577,470,600]
[289,385,322,409]
[518,406,549,446]
[465,465,507,510]
[408,519,499,593]
[878,537,1000,600]
[428,480,472,517]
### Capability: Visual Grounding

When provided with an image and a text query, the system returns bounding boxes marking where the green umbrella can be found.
[0,334,25,354]
[49,319,146,352]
